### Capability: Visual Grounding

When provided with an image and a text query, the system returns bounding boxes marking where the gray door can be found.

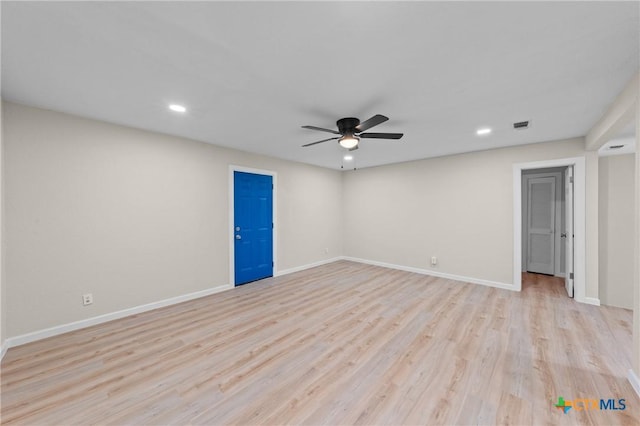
[527,176,556,275]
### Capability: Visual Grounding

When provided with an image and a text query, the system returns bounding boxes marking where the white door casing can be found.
[513,156,587,304]
[564,166,574,298]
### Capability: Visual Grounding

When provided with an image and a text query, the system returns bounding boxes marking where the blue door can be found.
[234,171,273,285]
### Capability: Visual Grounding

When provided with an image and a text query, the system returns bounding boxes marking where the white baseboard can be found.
[342,256,515,291]
[4,256,344,351]
[629,369,640,399]
[1,339,8,361]
[6,284,233,349]
[580,297,601,306]
[1,256,598,353]
[275,257,342,277]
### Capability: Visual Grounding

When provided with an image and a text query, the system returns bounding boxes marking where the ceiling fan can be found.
[301,114,403,151]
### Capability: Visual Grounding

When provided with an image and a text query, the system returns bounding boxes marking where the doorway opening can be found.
[513,157,586,302]
[521,166,573,297]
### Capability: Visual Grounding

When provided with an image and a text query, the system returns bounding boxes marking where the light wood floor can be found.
[1,261,637,425]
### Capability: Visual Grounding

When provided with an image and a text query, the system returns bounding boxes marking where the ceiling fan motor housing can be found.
[337,117,360,134]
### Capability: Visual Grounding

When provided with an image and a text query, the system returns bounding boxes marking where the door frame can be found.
[513,156,586,301]
[229,165,277,286]
[564,166,574,298]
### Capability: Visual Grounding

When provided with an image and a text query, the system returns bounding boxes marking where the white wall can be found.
[1,98,5,354]
[343,138,600,298]
[3,102,343,338]
[599,154,636,309]
[634,107,640,378]
[2,101,612,343]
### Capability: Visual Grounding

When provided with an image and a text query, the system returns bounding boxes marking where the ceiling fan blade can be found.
[301,125,340,135]
[359,132,404,139]
[302,137,339,147]
[355,114,388,132]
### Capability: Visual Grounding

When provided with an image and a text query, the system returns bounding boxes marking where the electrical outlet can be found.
[431,256,437,266]
[324,248,329,254]
[82,293,93,306]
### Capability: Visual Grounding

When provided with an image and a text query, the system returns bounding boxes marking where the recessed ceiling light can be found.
[343,155,353,161]
[476,127,492,136]
[169,104,186,113]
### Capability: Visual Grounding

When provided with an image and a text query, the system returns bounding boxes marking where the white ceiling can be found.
[2,1,638,170]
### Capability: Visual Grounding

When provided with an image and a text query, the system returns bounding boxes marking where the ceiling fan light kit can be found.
[339,135,359,149]
[301,114,403,151]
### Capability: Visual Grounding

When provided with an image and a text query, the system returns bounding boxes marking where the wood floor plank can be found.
[1,262,638,425]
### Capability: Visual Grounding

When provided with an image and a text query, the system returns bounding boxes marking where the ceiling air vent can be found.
[513,120,530,130]
[609,144,625,150]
